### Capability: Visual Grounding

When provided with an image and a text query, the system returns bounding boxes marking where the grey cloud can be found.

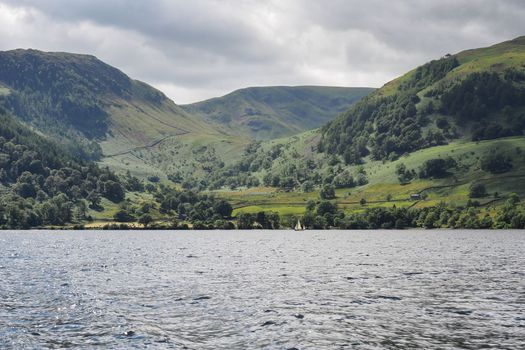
[3,0,280,62]
[296,0,525,53]
[1,0,525,103]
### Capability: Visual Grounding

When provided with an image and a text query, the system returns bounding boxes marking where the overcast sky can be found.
[1,0,524,104]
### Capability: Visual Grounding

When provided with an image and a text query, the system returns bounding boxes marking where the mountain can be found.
[206,36,525,226]
[2,36,525,230]
[182,86,373,140]
[319,36,525,163]
[0,50,371,183]
[0,49,248,179]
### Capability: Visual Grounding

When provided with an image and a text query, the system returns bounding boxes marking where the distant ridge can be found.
[182,85,374,140]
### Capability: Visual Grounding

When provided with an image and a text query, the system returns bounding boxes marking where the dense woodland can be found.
[0,112,237,229]
[0,111,125,228]
[319,57,525,164]
[293,194,525,230]
[108,185,236,230]
[106,195,525,230]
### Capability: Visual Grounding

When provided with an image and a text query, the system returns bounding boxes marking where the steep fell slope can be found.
[319,36,525,164]
[0,49,244,179]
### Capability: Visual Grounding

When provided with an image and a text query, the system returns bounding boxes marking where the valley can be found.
[1,37,525,229]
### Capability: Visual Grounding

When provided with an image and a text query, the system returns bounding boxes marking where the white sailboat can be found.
[294,219,305,231]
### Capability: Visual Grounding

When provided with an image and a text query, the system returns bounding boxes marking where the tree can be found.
[301,180,315,193]
[395,218,405,229]
[423,210,439,229]
[237,212,254,229]
[281,177,297,190]
[114,209,135,222]
[360,198,367,206]
[125,172,145,192]
[469,183,487,198]
[214,220,235,230]
[332,170,355,188]
[192,220,207,230]
[396,163,415,184]
[255,211,268,228]
[139,214,153,227]
[214,200,233,218]
[103,180,125,203]
[507,193,520,205]
[320,184,336,199]
[356,173,368,186]
[16,182,36,198]
[87,191,102,210]
[317,201,337,216]
[436,117,449,130]
[267,212,280,229]
[147,175,160,183]
[313,215,328,229]
[70,200,86,221]
[480,153,513,174]
[419,158,456,178]
[306,200,316,211]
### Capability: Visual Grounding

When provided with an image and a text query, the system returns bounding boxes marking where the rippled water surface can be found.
[1,230,524,349]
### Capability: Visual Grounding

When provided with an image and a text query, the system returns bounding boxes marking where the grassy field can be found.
[216,136,525,218]
[100,131,249,180]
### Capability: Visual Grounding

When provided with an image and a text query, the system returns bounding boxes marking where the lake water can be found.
[0,230,524,349]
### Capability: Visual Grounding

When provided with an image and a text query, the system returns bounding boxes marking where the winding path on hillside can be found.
[103,131,189,158]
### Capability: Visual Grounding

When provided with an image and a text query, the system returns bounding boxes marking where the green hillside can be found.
[0,49,250,180]
[182,86,373,140]
[216,135,525,211]
[217,35,525,187]
[2,37,525,229]
[319,36,525,163]
[204,37,525,228]
[0,51,373,183]
[0,109,128,228]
